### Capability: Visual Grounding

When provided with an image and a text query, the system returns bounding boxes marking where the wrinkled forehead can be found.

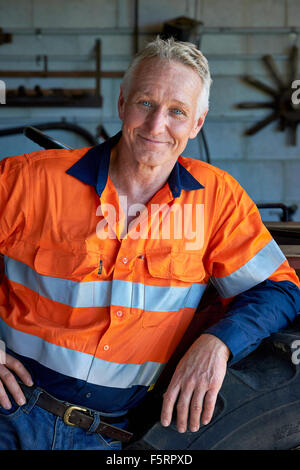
[133,56,198,80]
[128,57,203,97]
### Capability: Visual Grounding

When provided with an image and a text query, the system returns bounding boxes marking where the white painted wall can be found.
[0,0,299,221]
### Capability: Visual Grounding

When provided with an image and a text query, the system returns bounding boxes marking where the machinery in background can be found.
[1,40,105,108]
[0,121,110,149]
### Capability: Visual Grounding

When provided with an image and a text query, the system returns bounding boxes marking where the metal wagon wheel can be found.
[236,45,300,145]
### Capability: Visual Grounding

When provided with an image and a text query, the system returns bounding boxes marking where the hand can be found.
[0,353,33,409]
[160,333,230,433]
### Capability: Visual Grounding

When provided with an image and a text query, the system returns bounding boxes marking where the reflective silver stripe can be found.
[3,255,111,308]
[87,356,165,388]
[211,239,286,298]
[0,318,164,388]
[3,255,207,311]
[111,279,206,311]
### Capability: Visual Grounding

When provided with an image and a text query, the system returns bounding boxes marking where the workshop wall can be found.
[0,0,299,221]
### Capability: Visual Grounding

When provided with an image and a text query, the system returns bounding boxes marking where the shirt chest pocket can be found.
[33,247,101,314]
[33,246,103,278]
[142,250,206,328]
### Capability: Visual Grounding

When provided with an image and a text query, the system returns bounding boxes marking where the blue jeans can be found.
[0,387,125,450]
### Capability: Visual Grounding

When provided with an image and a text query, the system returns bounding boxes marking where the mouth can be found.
[138,135,168,145]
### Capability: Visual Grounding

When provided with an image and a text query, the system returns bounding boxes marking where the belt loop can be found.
[22,387,43,415]
[86,412,101,435]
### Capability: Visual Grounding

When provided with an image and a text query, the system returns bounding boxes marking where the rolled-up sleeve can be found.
[203,171,300,363]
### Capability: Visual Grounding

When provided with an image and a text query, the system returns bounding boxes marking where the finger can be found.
[201,389,218,425]
[188,387,206,432]
[175,386,195,433]
[160,385,180,428]
[0,354,33,407]
[5,354,33,387]
[0,379,12,409]
[0,365,26,406]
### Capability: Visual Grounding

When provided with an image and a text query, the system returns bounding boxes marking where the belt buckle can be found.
[63,405,88,427]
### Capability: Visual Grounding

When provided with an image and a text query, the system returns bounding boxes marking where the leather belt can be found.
[19,384,133,443]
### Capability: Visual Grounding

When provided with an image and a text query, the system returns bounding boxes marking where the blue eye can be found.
[141,101,151,107]
[172,109,183,115]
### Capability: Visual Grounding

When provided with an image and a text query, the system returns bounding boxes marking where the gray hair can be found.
[121,36,212,117]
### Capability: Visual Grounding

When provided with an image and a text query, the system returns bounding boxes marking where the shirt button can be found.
[104,345,109,351]
[122,257,128,264]
[86,392,91,398]
[116,310,123,317]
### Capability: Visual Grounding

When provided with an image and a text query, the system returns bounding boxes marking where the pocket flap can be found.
[146,250,204,283]
[33,247,99,280]
[146,251,172,279]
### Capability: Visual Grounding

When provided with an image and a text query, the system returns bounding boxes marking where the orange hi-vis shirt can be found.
[0,132,299,413]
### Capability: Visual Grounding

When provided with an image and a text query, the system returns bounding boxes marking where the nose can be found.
[145,107,167,135]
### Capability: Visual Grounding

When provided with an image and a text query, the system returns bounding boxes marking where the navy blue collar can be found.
[66,131,204,198]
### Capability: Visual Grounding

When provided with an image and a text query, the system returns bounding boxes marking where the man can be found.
[0,37,299,450]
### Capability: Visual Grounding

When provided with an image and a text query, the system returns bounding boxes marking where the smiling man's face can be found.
[118,57,208,170]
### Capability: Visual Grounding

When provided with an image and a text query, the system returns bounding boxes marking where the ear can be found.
[189,109,208,139]
[118,86,126,121]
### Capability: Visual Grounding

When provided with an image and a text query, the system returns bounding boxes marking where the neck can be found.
[109,141,175,203]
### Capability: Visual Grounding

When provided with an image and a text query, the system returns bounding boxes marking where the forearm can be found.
[204,279,300,365]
